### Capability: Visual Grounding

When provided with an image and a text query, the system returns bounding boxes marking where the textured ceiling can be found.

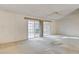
[0,4,79,20]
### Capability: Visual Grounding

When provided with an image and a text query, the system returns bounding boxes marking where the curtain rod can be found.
[24,17,52,22]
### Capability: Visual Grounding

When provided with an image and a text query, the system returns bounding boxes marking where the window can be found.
[43,22,51,36]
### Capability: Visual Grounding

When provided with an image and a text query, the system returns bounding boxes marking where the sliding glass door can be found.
[28,20,34,39]
[28,19,51,39]
[34,21,40,38]
[28,20,40,39]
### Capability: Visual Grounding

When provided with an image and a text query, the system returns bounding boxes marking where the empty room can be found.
[0,4,79,54]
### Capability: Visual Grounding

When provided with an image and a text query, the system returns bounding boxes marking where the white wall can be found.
[55,9,79,36]
[50,20,57,35]
[0,10,28,44]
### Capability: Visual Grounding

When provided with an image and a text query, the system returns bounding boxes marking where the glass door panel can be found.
[28,20,40,39]
[28,20,34,39]
[34,21,40,38]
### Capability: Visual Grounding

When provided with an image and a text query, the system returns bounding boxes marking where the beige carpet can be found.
[0,36,79,54]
